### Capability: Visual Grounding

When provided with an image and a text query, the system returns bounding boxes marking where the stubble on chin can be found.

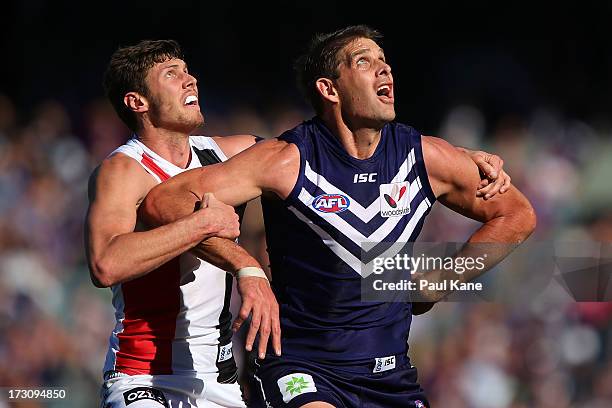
[196,111,205,128]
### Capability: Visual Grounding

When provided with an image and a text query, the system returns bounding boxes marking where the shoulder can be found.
[207,134,259,158]
[88,152,154,201]
[224,137,299,197]
[422,135,454,156]
[271,137,300,167]
[278,119,316,143]
[253,139,300,199]
[100,151,149,176]
[233,137,299,163]
[422,135,472,171]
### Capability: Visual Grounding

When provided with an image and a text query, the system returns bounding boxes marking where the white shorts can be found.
[100,373,246,408]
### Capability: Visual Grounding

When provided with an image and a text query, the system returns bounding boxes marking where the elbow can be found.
[90,274,107,288]
[514,200,537,243]
[525,205,537,236]
[139,191,162,228]
[89,258,117,288]
[139,180,201,227]
[139,185,185,227]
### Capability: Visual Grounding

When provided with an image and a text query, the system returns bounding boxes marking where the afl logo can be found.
[312,194,350,213]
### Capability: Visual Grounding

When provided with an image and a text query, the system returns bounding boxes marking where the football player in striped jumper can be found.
[140,26,531,408]
[86,40,280,407]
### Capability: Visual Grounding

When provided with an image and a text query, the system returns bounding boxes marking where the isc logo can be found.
[312,194,350,213]
[373,355,396,373]
[218,342,233,362]
[353,173,377,183]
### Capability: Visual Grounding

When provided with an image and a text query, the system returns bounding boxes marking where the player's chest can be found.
[303,159,417,231]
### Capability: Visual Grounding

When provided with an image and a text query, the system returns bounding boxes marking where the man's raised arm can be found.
[411,136,536,313]
[140,138,298,223]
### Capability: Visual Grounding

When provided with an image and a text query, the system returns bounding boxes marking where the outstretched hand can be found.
[232,275,281,359]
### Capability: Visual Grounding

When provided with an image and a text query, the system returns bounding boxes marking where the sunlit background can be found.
[1,2,612,407]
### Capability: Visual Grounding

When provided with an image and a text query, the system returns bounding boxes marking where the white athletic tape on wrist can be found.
[236,267,269,281]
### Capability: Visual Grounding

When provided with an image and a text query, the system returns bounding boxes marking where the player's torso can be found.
[103,136,238,382]
[262,118,436,363]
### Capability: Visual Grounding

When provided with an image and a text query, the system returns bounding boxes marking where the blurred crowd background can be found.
[2,1,612,407]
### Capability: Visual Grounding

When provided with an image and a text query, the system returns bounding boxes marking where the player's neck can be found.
[320,113,381,160]
[137,127,192,169]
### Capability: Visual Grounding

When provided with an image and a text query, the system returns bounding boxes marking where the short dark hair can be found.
[294,25,383,114]
[103,39,184,132]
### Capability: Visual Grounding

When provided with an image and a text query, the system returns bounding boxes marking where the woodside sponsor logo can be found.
[379,182,410,218]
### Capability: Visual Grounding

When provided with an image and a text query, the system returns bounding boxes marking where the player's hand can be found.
[476,168,511,200]
[232,275,281,359]
[198,193,240,239]
[460,148,512,200]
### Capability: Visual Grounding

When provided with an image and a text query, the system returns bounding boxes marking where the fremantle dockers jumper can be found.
[102,136,241,383]
[261,117,437,364]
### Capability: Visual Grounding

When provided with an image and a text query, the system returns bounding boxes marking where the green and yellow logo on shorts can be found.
[277,373,317,403]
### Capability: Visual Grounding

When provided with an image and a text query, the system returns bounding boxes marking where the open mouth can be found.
[184,95,198,106]
[376,84,393,98]
[376,83,393,103]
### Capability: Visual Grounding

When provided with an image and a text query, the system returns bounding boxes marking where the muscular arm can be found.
[85,153,239,288]
[426,136,535,243]
[411,136,536,312]
[140,138,299,225]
